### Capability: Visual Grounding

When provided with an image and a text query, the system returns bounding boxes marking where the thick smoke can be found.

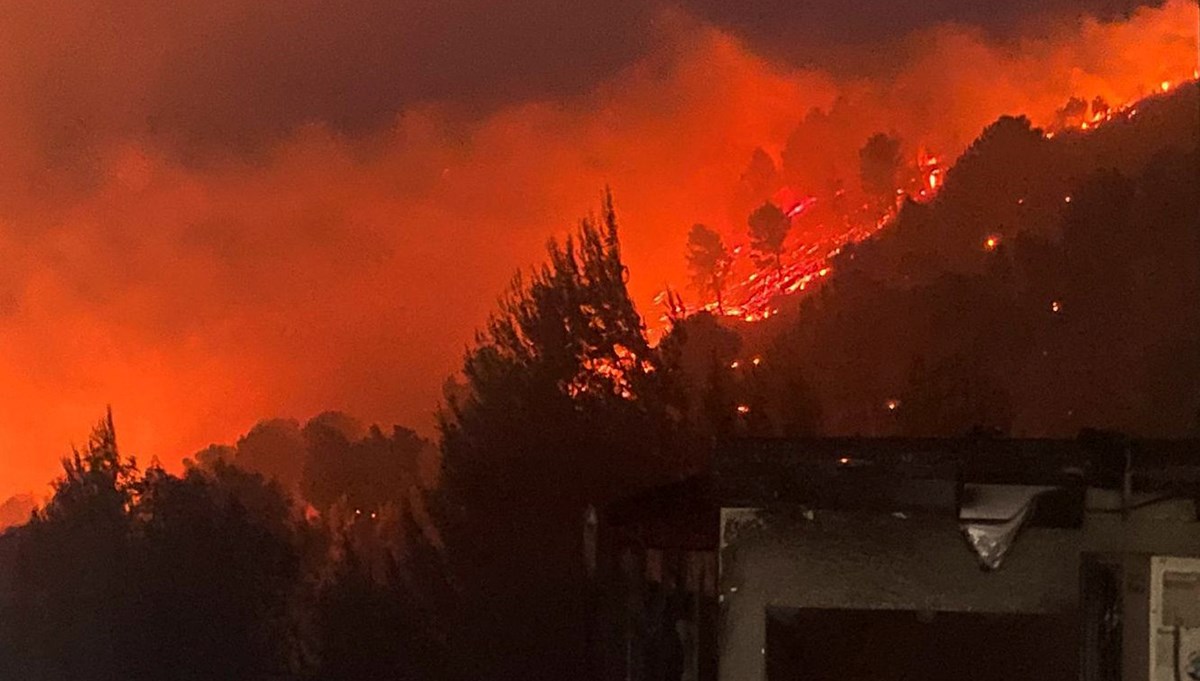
[0,0,1194,497]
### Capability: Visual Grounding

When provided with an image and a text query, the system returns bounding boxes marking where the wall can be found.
[717,500,1200,681]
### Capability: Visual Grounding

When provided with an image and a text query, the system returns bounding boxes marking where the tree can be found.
[2,411,134,681]
[301,419,425,514]
[124,461,314,681]
[685,224,730,312]
[1053,96,1088,129]
[1,413,316,681]
[314,500,453,681]
[858,132,904,207]
[747,201,790,271]
[1,412,455,681]
[437,190,688,679]
[234,417,306,494]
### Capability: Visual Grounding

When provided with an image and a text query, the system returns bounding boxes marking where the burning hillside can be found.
[666,74,1199,327]
[679,77,1200,440]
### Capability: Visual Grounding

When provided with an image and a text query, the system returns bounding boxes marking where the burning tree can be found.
[748,201,790,271]
[686,223,731,312]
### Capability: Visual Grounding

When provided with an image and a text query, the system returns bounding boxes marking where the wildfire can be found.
[1044,76,1190,139]
[659,76,1197,328]
[786,196,818,219]
[564,342,654,401]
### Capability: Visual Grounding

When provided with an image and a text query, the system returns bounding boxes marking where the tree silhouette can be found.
[2,411,133,681]
[234,417,307,494]
[124,461,314,681]
[747,201,790,270]
[301,419,425,514]
[685,224,730,313]
[0,412,456,681]
[314,499,452,681]
[437,190,688,679]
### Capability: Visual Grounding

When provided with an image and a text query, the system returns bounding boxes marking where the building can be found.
[592,434,1200,681]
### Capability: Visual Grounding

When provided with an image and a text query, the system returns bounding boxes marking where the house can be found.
[592,434,1200,681]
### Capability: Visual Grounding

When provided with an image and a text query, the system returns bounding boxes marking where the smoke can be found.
[0,0,1194,497]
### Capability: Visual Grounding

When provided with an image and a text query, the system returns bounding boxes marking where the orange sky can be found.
[0,0,1195,500]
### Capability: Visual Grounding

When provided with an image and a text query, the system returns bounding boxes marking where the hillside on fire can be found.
[670,81,1200,442]
[0,10,1195,676]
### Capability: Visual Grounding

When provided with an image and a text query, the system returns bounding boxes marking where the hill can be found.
[672,82,1200,439]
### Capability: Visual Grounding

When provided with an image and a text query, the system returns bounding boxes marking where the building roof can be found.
[600,434,1200,550]
[716,435,1200,508]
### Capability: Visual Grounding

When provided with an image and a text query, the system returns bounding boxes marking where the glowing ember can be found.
[1051,300,1062,313]
[736,404,751,415]
[786,196,818,219]
[984,235,1001,251]
[751,356,762,366]
[565,342,653,401]
[730,360,740,369]
[886,399,900,411]
[838,457,851,465]
[1161,80,1171,92]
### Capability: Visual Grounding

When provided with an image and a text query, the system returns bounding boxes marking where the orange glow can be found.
[0,0,1196,498]
[736,404,751,415]
[984,235,1001,251]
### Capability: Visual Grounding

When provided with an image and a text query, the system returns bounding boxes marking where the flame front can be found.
[660,74,1197,328]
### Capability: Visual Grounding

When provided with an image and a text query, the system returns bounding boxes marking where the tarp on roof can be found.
[960,484,1058,570]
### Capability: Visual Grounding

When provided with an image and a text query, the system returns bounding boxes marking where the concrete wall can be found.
[717,502,1200,681]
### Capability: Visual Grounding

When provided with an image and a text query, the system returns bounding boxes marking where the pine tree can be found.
[685,224,730,313]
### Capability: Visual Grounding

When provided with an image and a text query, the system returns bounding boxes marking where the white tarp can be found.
[959,484,1058,570]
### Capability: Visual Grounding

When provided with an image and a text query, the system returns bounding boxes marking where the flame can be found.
[565,341,653,401]
[659,75,1197,328]
[786,196,818,218]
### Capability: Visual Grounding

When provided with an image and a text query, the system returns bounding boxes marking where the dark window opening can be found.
[766,606,1078,681]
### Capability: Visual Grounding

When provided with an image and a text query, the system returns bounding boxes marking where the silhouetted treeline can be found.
[0,411,452,681]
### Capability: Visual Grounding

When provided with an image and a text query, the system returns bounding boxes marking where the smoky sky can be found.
[0,0,1192,499]
[681,0,1168,68]
[0,0,1166,160]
